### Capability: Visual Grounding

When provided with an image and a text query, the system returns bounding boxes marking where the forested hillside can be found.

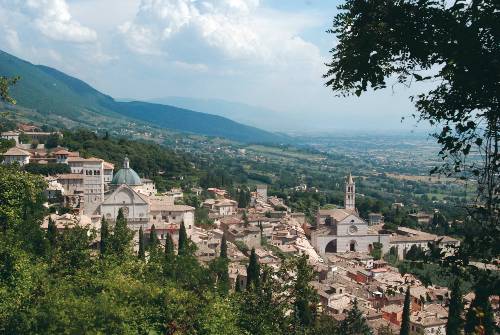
[0,50,288,143]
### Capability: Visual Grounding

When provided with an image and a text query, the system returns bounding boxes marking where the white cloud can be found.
[119,0,322,66]
[1,0,97,43]
[4,28,21,51]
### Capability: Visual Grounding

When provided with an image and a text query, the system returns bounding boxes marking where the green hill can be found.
[0,50,288,143]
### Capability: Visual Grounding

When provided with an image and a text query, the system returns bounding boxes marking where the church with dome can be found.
[311,174,390,255]
[98,157,195,236]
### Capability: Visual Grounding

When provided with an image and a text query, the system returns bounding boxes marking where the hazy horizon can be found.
[0,0,430,131]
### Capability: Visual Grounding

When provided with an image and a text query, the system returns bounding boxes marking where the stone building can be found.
[311,174,390,255]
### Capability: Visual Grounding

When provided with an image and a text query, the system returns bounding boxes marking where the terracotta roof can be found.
[319,208,358,222]
[3,147,30,156]
[382,304,403,314]
[103,161,114,169]
[53,149,72,155]
[67,156,103,163]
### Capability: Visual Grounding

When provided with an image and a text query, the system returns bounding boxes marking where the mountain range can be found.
[0,50,288,143]
[147,96,302,131]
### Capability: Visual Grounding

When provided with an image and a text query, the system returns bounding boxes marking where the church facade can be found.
[98,157,195,235]
[311,174,390,256]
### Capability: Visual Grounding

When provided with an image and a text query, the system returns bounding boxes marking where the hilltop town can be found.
[2,124,496,335]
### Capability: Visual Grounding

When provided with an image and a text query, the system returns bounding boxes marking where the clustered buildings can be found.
[1,125,496,334]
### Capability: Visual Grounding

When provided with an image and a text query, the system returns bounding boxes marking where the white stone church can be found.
[311,174,390,256]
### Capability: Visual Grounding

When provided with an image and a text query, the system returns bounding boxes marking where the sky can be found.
[0,0,428,132]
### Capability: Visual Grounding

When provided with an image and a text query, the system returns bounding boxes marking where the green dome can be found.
[111,157,142,186]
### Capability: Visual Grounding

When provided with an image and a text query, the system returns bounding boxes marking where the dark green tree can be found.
[464,290,495,335]
[339,299,372,335]
[235,276,242,293]
[220,233,227,259]
[246,248,260,290]
[163,232,175,278]
[178,221,188,255]
[292,254,317,328]
[46,217,57,248]
[149,224,159,250]
[400,287,411,335]
[100,216,109,257]
[446,279,463,335]
[109,208,133,258]
[138,226,145,260]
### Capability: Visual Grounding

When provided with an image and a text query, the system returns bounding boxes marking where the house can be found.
[368,213,384,225]
[225,225,262,249]
[103,161,114,184]
[409,212,433,225]
[410,308,447,335]
[68,156,106,215]
[2,147,31,165]
[392,202,405,209]
[382,304,404,325]
[1,131,20,144]
[347,268,372,284]
[390,227,459,259]
[203,198,238,216]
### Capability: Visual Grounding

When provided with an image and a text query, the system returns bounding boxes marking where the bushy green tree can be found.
[324,0,499,268]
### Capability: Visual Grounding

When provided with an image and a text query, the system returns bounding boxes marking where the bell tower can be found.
[344,173,355,211]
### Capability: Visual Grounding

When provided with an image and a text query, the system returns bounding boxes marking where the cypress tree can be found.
[293,255,317,328]
[100,216,109,257]
[235,275,242,292]
[47,217,58,248]
[163,232,175,278]
[110,208,133,257]
[400,286,411,335]
[446,279,463,335]
[220,233,227,259]
[216,233,230,295]
[246,248,260,290]
[138,226,145,260]
[165,232,175,261]
[178,221,188,255]
[465,290,495,335]
[149,224,159,249]
[242,211,249,227]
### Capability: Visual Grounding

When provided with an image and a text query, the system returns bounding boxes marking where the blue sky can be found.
[0,0,427,132]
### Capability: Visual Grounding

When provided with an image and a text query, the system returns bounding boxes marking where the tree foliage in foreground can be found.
[325,0,499,264]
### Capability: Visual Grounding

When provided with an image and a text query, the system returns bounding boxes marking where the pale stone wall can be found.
[314,233,390,255]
